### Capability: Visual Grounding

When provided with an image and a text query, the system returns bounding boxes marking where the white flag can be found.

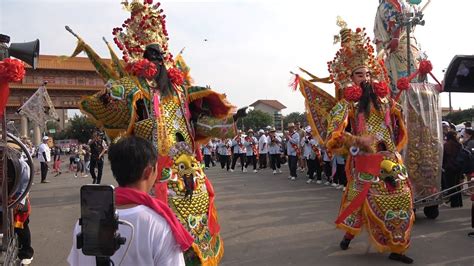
[17,84,59,129]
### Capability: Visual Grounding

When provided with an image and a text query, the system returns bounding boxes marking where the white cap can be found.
[258,129,265,134]
[442,121,449,127]
[42,136,49,141]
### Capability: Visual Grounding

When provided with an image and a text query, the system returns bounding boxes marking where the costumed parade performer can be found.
[292,17,414,264]
[65,1,247,264]
[374,0,425,94]
[376,0,443,218]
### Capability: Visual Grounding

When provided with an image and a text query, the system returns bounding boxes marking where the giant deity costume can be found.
[374,0,423,94]
[65,1,243,264]
[293,18,414,263]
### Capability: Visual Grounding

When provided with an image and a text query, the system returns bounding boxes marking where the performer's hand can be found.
[388,38,399,53]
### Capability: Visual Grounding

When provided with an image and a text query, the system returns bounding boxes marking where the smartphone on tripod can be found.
[78,185,118,257]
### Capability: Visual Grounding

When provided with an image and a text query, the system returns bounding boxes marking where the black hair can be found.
[446,131,459,143]
[143,44,173,96]
[108,136,157,186]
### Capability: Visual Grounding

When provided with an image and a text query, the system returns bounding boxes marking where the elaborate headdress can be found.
[112,0,174,68]
[327,17,389,97]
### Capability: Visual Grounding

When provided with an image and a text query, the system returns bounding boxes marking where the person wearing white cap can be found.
[230,130,246,172]
[258,129,269,169]
[268,128,282,174]
[301,127,322,184]
[285,123,300,180]
[243,129,258,173]
[38,136,51,183]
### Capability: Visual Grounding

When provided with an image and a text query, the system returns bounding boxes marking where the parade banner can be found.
[17,84,59,128]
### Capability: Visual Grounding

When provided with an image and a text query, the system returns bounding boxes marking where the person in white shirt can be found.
[243,129,258,173]
[268,128,282,174]
[67,136,187,266]
[301,127,322,184]
[202,141,213,169]
[37,136,51,183]
[285,123,300,180]
[258,129,269,169]
[217,138,232,171]
[231,130,246,172]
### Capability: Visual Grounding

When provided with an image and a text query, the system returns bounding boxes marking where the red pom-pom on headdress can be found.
[397,77,410,91]
[418,60,433,75]
[125,59,157,79]
[344,85,362,102]
[373,81,390,98]
[167,67,184,86]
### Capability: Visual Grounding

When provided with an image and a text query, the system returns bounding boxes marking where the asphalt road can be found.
[28,160,474,265]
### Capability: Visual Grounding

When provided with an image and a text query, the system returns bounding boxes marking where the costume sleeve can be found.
[325,100,354,155]
[391,100,408,152]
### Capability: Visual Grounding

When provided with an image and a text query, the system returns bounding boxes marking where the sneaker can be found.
[331,183,338,187]
[74,173,78,178]
[20,257,33,265]
[278,169,282,173]
[41,180,50,183]
[306,179,313,184]
[288,176,292,179]
[291,176,296,181]
[324,181,330,186]
[230,169,234,172]
[253,169,258,173]
[316,180,322,184]
[82,174,89,178]
[336,185,343,189]
[342,186,346,192]
[273,170,277,175]
[299,168,305,172]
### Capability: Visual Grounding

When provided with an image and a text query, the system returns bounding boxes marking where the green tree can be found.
[239,110,273,132]
[65,114,97,143]
[283,112,307,128]
[444,108,474,125]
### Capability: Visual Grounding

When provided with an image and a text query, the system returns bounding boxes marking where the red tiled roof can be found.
[25,55,114,71]
[250,100,286,110]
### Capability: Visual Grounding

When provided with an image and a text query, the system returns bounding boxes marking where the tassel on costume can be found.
[357,113,366,134]
[289,74,300,91]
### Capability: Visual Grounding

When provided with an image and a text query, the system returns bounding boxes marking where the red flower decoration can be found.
[373,81,390,98]
[418,60,433,75]
[344,85,362,102]
[397,77,410,91]
[167,67,184,86]
[0,58,25,82]
[125,59,157,79]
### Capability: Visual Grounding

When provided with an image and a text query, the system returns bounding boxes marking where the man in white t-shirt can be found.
[37,136,51,183]
[67,136,187,266]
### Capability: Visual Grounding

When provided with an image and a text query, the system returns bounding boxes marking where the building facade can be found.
[249,100,286,130]
[7,55,106,144]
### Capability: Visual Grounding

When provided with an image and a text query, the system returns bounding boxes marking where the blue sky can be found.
[2,0,473,115]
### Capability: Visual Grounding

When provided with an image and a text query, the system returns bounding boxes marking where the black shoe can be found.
[389,253,414,264]
[339,237,351,250]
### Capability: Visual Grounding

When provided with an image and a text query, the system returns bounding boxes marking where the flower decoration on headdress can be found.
[112,0,174,68]
[327,17,389,99]
[125,58,157,79]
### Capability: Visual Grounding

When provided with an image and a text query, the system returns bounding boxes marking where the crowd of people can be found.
[18,131,108,185]
[201,121,349,190]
